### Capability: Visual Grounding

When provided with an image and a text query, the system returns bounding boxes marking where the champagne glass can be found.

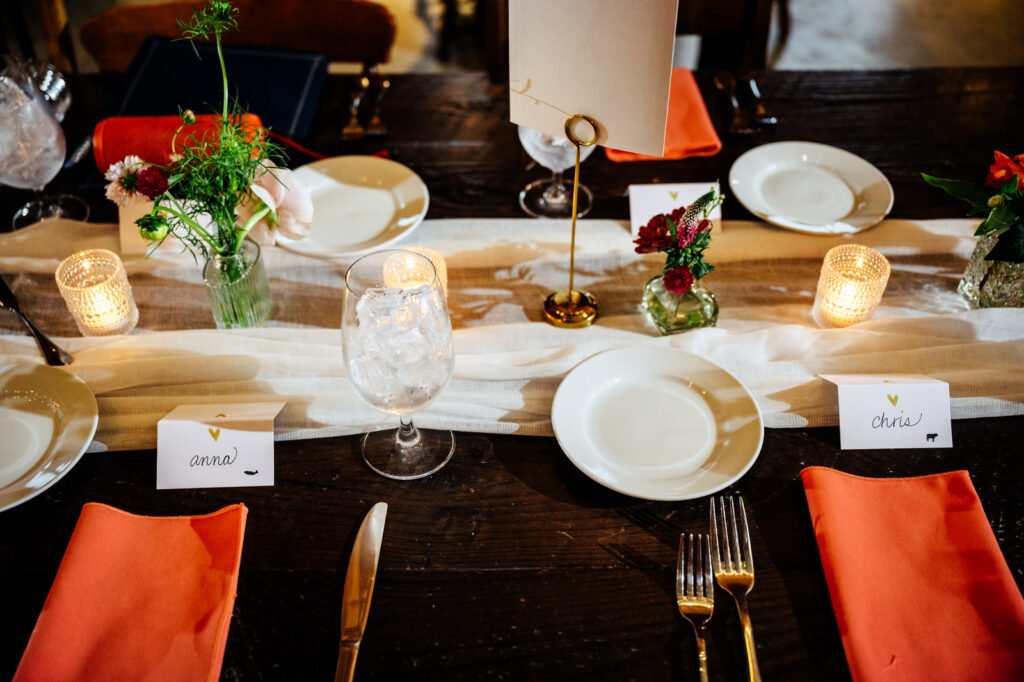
[518,124,597,219]
[0,62,88,230]
[342,249,456,479]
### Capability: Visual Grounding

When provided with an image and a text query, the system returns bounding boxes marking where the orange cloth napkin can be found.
[93,114,264,172]
[14,503,248,682]
[801,467,1024,682]
[605,68,722,162]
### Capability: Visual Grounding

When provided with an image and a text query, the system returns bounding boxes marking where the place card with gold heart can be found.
[819,375,952,450]
[157,402,285,489]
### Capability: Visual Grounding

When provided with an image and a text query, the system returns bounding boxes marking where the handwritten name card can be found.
[157,402,285,489]
[820,375,952,450]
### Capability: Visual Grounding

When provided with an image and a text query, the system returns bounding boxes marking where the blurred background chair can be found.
[79,0,396,75]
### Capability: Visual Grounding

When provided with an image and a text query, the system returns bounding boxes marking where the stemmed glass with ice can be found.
[518,124,597,219]
[342,249,456,479]
[0,59,88,230]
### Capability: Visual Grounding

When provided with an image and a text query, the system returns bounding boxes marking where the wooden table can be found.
[2,68,1022,681]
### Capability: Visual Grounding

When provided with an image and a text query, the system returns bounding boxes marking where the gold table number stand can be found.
[543,114,599,328]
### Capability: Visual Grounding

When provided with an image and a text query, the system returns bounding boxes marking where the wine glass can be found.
[518,124,597,219]
[342,249,456,479]
[0,61,88,230]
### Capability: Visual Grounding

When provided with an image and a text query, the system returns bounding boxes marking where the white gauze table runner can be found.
[0,217,1021,452]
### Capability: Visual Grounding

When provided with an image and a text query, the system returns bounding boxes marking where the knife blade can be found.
[335,502,388,682]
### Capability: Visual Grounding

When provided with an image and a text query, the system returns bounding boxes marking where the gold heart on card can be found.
[215,413,226,418]
[887,394,899,407]
[669,191,678,200]
[209,427,221,441]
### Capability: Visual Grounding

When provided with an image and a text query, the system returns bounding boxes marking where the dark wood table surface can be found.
[2,68,1023,681]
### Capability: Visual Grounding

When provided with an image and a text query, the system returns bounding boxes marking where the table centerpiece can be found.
[102,0,312,328]
[635,186,722,334]
[923,150,1024,307]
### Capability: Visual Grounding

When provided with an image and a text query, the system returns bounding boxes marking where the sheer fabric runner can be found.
[1,218,1021,451]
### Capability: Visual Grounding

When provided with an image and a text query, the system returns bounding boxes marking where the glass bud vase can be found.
[642,275,718,335]
[958,235,1024,308]
[203,238,273,329]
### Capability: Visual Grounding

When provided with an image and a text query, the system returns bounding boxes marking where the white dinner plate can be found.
[551,347,763,501]
[729,141,893,235]
[0,364,98,512]
[278,155,429,258]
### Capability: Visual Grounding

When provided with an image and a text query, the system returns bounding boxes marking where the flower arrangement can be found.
[923,151,1024,263]
[634,187,723,294]
[102,0,312,259]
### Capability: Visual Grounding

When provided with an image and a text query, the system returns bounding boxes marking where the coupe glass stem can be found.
[396,416,422,448]
[542,170,568,205]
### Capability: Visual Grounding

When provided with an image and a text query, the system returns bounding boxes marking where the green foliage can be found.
[177,0,238,42]
[922,169,1024,263]
[985,223,1024,263]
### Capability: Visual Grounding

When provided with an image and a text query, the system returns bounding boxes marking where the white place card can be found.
[629,182,723,237]
[157,402,285,489]
[508,0,679,156]
[820,375,952,450]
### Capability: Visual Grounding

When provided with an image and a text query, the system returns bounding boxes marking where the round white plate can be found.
[0,364,98,512]
[551,347,763,501]
[729,141,893,235]
[278,155,429,258]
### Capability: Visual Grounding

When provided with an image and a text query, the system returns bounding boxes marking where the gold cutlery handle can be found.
[334,642,359,682]
[733,593,762,682]
[695,623,709,682]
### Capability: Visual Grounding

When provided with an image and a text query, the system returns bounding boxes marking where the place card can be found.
[157,402,285,489]
[820,375,952,450]
[508,0,679,156]
[629,182,723,237]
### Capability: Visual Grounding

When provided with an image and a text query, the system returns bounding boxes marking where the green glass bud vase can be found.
[642,275,718,335]
[203,238,273,329]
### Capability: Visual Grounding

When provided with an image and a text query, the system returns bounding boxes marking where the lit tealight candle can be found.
[812,244,890,327]
[56,249,139,336]
[382,247,448,298]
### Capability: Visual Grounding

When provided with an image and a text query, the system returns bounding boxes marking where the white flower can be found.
[103,155,147,207]
[237,166,314,245]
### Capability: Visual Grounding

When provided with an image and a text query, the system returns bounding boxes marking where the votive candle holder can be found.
[55,249,139,336]
[382,247,448,298]
[812,244,890,327]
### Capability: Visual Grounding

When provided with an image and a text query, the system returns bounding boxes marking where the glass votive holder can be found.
[812,244,890,328]
[382,247,448,298]
[55,249,139,336]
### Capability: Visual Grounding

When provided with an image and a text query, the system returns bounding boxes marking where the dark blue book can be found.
[113,36,328,140]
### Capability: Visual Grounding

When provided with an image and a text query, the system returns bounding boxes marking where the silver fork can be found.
[676,532,714,682]
[711,496,761,682]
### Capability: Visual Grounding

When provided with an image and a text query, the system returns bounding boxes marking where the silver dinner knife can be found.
[335,502,388,682]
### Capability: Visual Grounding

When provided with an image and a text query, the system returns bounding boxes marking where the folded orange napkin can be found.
[801,467,1024,682]
[605,68,722,162]
[15,503,248,682]
[93,114,264,172]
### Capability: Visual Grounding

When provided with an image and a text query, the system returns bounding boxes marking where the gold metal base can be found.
[543,289,598,328]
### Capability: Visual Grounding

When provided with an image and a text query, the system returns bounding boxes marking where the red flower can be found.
[696,219,712,233]
[985,151,1024,191]
[634,214,673,253]
[663,265,694,294]
[136,166,169,199]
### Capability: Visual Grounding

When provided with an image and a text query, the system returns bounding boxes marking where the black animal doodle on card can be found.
[926,433,938,442]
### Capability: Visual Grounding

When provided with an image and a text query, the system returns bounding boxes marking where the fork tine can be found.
[687,533,695,597]
[728,496,742,570]
[709,497,721,572]
[676,534,685,597]
[739,496,754,573]
[704,533,713,600]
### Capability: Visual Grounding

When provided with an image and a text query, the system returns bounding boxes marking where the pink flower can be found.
[104,155,148,207]
[237,166,314,245]
[663,265,694,294]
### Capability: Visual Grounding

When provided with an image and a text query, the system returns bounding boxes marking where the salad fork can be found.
[676,532,714,682]
[711,496,761,682]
